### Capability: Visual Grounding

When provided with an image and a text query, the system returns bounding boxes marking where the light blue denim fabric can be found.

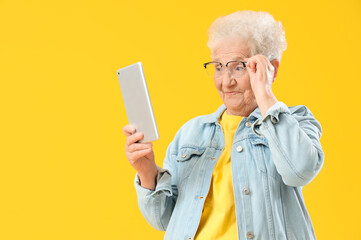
[134,101,324,240]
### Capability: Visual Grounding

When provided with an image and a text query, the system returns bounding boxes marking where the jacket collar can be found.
[200,104,263,124]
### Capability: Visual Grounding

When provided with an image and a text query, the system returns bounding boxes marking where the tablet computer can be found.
[117,62,159,143]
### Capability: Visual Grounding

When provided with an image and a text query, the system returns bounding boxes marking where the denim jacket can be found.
[134,101,324,240]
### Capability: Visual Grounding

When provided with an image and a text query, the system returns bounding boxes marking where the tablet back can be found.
[117,62,159,143]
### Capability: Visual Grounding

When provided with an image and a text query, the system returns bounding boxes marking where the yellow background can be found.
[1,0,360,239]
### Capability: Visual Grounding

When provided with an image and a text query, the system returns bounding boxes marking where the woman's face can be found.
[211,37,258,116]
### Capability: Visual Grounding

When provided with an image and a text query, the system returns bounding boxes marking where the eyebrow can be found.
[212,56,245,62]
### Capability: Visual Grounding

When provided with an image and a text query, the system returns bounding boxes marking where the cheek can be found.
[244,79,252,89]
[214,79,222,92]
[238,75,252,89]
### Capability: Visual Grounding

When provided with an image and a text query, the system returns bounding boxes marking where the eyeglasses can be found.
[203,61,247,79]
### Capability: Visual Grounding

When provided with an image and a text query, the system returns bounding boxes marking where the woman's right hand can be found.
[122,124,158,189]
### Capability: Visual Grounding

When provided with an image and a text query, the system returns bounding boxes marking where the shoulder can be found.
[169,112,216,151]
[288,104,322,137]
[270,102,319,120]
[176,113,214,138]
[287,104,321,125]
[181,114,212,129]
[288,104,316,116]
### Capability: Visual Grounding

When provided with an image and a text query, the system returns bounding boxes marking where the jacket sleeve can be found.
[133,139,178,231]
[252,101,325,187]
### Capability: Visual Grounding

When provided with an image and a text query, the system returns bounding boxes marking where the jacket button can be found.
[245,121,252,127]
[246,231,254,239]
[236,146,243,152]
[271,116,278,124]
[182,151,187,158]
[242,187,250,195]
[216,125,221,132]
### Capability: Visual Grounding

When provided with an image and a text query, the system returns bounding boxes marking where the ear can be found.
[270,59,280,83]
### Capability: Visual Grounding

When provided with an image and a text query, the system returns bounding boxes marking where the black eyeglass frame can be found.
[203,60,247,70]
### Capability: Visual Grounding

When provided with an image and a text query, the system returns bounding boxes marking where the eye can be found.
[235,64,245,71]
[215,64,222,72]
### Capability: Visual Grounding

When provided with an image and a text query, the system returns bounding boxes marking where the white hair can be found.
[207,10,287,61]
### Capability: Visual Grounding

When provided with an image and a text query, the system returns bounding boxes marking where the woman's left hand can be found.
[244,54,279,118]
[244,54,275,99]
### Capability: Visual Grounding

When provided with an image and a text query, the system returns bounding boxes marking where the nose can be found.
[221,68,236,86]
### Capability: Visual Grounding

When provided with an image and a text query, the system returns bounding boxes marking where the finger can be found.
[128,142,153,153]
[254,56,268,70]
[252,60,257,70]
[247,59,256,72]
[258,55,272,68]
[245,58,252,68]
[245,57,262,73]
[255,56,272,72]
[122,125,136,137]
[266,59,274,70]
[260,58,271,70]
[246,61,253,73]
[126,132,145,145]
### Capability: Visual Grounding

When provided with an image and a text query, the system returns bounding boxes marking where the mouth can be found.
[224,91,241,96]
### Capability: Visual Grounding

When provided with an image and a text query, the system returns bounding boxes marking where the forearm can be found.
[255,88,278,119]
[253,102,324,187]
[134,165,177,231]
[138,168,158,190]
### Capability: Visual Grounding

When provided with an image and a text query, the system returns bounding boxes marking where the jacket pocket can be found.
[176,145,206,181]
[250,136,281,181]
[250,136,268,173]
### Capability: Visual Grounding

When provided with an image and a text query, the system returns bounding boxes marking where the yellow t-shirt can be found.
[194,110,243,240]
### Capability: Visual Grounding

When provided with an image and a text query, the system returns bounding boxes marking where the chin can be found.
[224,98,244,108]
[224,98,257,114]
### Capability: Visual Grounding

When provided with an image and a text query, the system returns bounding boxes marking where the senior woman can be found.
[123,10,324,240]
